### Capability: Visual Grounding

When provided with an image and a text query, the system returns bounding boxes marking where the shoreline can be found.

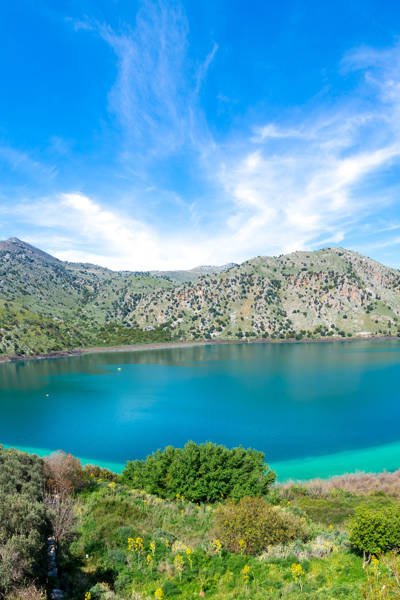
[4,439,400,483]
[0,333,399,364]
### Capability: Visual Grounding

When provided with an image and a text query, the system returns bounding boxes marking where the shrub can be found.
[44,450,85,494]
[6,584,47,600]
[214,496,309,555]
[121,442,276,503]
[83,464,118,482]
[0,447,48,596]
[349,506,400,565]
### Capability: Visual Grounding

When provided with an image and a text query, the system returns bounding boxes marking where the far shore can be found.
[0,332,399,364]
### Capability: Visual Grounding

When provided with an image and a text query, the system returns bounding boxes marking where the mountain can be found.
[1,238,400,356]
[151,263,238,283]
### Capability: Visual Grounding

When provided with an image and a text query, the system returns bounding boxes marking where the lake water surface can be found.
[1,340,400,481]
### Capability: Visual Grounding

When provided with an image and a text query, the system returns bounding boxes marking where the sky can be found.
[2,0,400,270]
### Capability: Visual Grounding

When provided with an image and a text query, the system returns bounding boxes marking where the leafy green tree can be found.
[349,506,400,567]
[121,442,276,502]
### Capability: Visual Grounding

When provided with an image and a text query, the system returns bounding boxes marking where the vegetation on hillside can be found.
[3,443,400,599]
[1,238,400,356]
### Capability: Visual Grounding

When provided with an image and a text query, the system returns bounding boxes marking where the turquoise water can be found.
[1,340,400,481]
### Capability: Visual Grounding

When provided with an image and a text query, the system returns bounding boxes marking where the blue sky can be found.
[2,0,400,270]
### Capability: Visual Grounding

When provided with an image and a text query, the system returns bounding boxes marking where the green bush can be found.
[120,442,276,503]
[0,447,48,595]
[349,506,400,561]
[214,496,309,555]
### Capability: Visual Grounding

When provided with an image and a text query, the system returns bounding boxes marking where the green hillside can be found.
[1,238,400,356]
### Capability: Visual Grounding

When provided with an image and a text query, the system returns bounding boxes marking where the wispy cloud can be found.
[94,0,219,162]
[99,1,190,157]
[195,42,218,95]
[0,145,57,179]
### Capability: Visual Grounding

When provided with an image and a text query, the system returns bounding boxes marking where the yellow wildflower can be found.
[146,554,153,567]
[213,539,222,554]
[134,537,144,552]
[154,589,164,600]
[291,563,305,590]
[174,553,185,574]
[84,593,91,600]
[291,562,304,580]
[238,538,247,553]
[149,541,156,554]
[242,564,251,582]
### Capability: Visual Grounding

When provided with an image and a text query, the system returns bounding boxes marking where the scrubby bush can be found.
[121,442,276,503]
[83,464,118,482]
[214,496,309,555]
[5,584,47,600]
[0,447,48,596]
[0,446,44,500]
[44,450,85,494]
[349,506,400,565]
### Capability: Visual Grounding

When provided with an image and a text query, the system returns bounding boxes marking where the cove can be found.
[1,339,400,481]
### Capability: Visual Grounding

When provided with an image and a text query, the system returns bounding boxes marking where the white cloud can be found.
[212,44,400,261]
[253,123,306,141]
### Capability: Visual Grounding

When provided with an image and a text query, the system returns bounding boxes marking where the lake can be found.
[1,339,400,481]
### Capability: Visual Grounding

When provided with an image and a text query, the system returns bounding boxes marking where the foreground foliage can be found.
[3,444,400,599]
[0,446,48,598]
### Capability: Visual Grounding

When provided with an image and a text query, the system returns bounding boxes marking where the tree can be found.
[121,442,276,503]
[44,450,85,494]
[349,507,400,567]
[44,492,75,544]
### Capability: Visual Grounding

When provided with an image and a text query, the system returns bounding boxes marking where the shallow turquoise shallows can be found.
[1,339,400,481]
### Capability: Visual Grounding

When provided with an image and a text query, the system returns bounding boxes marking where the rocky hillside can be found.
[117,248,400,341]
[1,238,400,356]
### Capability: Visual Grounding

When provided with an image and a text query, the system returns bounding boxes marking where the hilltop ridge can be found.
[1,238,400,356]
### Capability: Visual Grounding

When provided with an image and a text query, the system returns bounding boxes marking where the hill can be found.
[1,238,400,356]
